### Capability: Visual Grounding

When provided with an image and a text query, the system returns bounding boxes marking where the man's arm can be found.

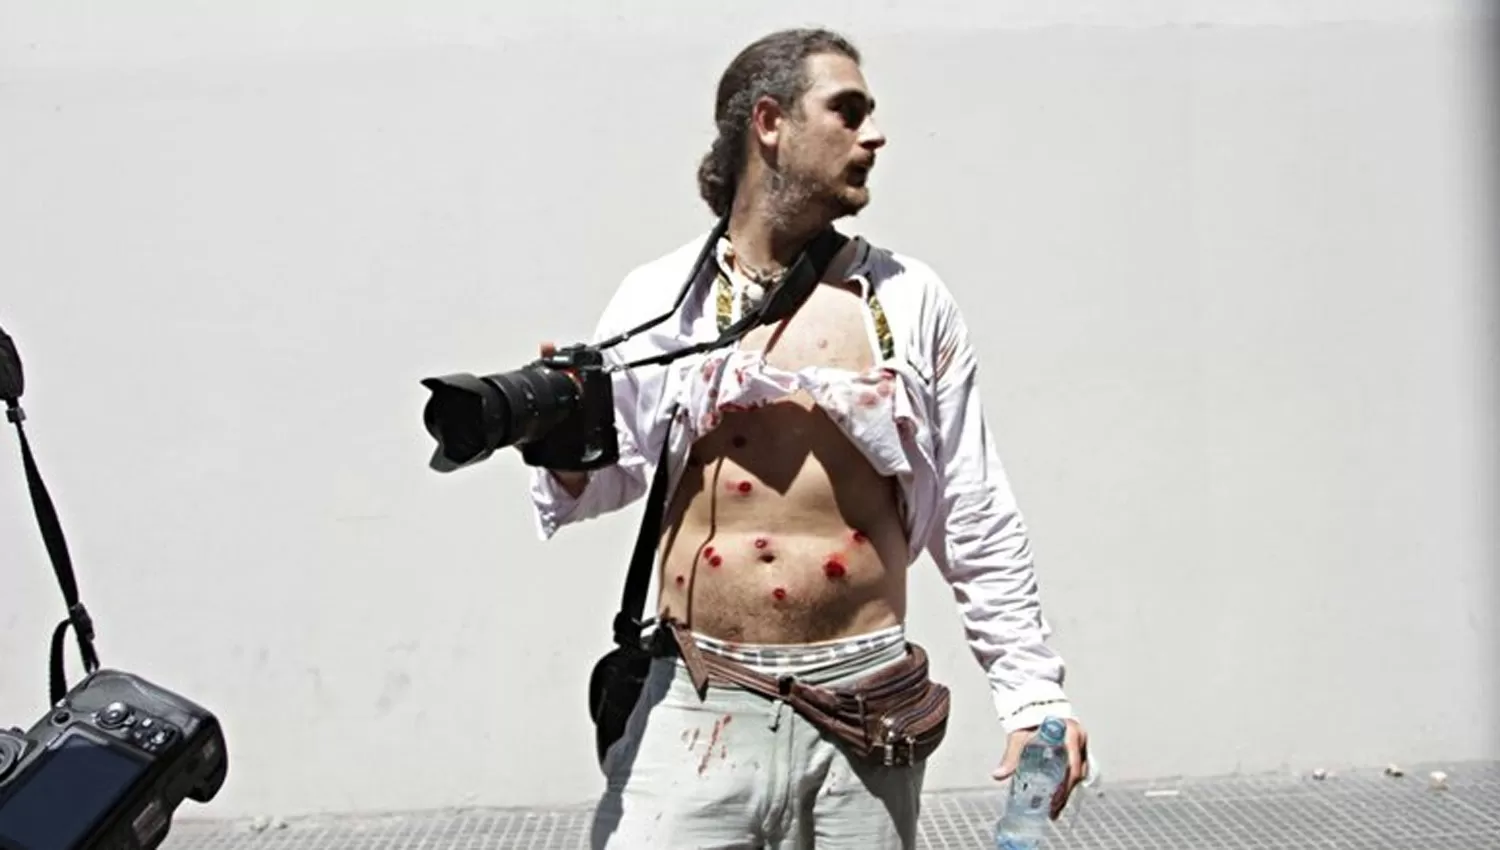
[922,282,1074,734]
[527,272,656,540]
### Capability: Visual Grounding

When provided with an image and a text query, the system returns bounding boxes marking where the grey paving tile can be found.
[162,759,1500,849]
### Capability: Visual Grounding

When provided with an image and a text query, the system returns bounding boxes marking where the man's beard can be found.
[830,183,869,218]
[762,166,865,233]
[763,167,818,232]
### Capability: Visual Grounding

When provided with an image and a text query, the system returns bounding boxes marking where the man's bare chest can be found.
[737,284,876,374]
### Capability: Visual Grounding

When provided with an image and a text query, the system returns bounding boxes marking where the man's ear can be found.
[749,95,784,150]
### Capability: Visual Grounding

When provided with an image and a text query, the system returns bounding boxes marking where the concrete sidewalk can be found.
[162,760,1499,849]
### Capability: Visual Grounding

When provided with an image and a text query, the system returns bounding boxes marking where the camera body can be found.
[518,344,618,471]
[422,341,619,473]
[0,668,227,850]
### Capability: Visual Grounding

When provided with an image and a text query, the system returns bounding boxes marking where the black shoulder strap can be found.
[1,324,101,705]
[3,403,102,704]
[611,418,674,650]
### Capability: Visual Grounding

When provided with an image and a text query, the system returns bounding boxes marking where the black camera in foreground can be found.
[1,321,229,849]
[421,342,618,473]
[0,670,227,850]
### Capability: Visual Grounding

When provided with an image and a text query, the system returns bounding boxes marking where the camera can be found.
[421,342,618,473]
[0,670,227,850]
[1,320,229,849]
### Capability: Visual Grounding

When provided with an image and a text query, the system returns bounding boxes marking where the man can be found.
[529,28,1089,849]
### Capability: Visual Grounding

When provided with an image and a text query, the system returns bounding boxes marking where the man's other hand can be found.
[992,718,1089,820]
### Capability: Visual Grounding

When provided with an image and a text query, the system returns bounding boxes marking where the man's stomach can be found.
[656,396,910,644]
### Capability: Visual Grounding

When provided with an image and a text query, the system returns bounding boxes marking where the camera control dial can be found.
[97,701,132,729]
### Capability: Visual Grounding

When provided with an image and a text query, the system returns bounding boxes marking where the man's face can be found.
[770,52,886,220]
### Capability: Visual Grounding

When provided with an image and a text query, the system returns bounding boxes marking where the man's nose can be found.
[859,117,887,150]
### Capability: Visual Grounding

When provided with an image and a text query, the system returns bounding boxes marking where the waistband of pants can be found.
[649,622,910,688]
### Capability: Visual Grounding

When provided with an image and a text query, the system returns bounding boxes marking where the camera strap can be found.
[611,227,850,372]
[1,326,101,705]
[611,416,675,651]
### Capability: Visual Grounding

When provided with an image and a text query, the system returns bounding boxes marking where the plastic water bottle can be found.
[994,716,1069,850]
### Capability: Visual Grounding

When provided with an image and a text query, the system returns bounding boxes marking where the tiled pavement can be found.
[162,760,1500,849]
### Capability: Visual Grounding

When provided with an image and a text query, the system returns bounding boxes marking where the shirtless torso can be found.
[655,246,909,645]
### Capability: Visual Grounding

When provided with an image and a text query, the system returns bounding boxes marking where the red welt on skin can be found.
[772,587,787,601]
[754,538,769,549]
[709,556,723,568]
[737,481,753,494]
[824,559,847,579]
[704,546,716,558]
[851,530,868,544]
[675,575,686,586]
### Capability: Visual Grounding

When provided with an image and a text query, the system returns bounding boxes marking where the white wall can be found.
[1,0,1495,821]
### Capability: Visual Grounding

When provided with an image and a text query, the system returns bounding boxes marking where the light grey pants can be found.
[589,653,927,849]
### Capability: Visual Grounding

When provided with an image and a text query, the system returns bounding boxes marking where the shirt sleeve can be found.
[527,273,656,540]
[527,373,650,538]
[923,284,1076,734]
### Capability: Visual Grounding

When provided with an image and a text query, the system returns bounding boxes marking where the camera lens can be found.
[421,364,583,472]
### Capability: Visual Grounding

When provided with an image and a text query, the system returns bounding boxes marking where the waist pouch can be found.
[658,621,952,767]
